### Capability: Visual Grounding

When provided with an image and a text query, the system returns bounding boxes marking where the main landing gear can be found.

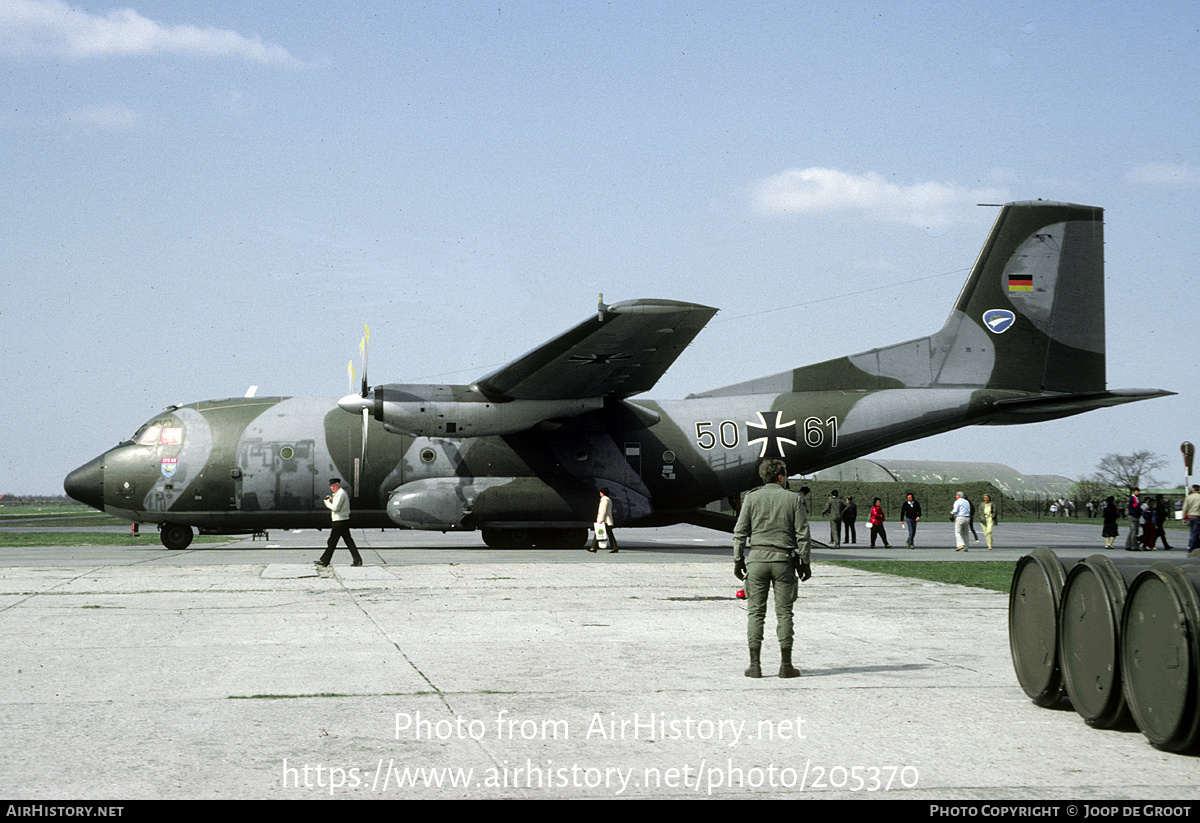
[481,527,589,549]
[160,522,194,550]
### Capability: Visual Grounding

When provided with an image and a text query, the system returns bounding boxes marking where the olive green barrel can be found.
[1057,556,1200,729]
[1120,562,1200,752]
[1009,549,1081,707]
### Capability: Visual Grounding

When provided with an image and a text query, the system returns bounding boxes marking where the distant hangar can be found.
[812,459,1075,499]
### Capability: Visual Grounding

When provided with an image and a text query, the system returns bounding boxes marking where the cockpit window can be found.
[136,424,183,446]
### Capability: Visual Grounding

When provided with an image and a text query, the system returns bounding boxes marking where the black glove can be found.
[734,559,747,581]
[798,563,812,582]
[789,549,804,576]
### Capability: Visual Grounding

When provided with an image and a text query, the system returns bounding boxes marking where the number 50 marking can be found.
[695,421,740,450]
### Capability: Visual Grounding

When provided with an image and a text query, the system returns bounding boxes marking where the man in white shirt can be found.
[1182,485,1200,553]
[952,492,972,552]
[316,478,362,567]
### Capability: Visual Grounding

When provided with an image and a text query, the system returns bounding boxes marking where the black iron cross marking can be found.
[746,410,798,459]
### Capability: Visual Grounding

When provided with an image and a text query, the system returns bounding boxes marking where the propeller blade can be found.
[347,361,356,396]
[361,407,369,469]
[360,324,370,397]
[359,325,371,465]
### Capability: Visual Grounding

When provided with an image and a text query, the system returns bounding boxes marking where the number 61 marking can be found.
[804,416,838,448]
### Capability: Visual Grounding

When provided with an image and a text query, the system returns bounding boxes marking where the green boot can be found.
[779,647,800,678]
[744,645,762,678]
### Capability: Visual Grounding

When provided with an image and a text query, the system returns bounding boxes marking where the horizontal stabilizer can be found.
[985,388,1175,425]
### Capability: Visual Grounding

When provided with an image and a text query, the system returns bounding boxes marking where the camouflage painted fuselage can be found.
[64,202,1171,548]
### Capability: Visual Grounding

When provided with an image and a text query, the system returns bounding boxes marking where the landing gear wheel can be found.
[532,528,589,548]
[482,528,512,549]
[160,523,194,550]
[559,527,589,549]
[506,529,534,548]
[480,528,538,548]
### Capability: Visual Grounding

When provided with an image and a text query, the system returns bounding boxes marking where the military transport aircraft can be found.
[65,201,1171,549]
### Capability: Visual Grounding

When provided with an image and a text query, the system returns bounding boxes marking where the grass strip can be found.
[824,559,1015,593]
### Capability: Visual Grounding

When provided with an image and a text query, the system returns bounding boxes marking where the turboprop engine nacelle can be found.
[339,383,604,438]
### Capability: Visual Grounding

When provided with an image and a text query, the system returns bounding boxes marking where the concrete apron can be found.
[0,560,1196,799]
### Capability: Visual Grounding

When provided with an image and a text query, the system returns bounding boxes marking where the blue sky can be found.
[2,1,1197,495]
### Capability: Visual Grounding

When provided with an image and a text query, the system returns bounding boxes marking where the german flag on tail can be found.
[1008,273,1034,292]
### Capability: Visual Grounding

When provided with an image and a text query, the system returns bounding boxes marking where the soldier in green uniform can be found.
[821,490,845,548]
[733,459,813,679]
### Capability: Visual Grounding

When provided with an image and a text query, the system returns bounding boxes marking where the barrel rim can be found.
[1058,557,1130,727]
[1119,562,1200,752]
[1008,549,1070,707]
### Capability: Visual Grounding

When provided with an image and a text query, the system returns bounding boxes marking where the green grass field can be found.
[825,559,1014,593]
[0,505,229,547]
[0,504,117,525]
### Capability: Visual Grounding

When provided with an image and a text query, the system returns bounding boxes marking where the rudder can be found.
[951,200,1105,394]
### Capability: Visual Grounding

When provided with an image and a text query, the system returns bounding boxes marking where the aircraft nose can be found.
[64,454,105,511]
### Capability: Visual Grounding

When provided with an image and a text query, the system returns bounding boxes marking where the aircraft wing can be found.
[473,299,718,401]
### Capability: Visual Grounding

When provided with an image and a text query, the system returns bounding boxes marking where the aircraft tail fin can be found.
[939,200,1105,393]
[693,200,1114,398]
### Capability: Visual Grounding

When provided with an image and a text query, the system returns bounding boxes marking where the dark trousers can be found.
[1155,523,1172,549]
[746,561,797,648]
[870,523,889,547]
[591,528,618,551]
[320,522,361,565]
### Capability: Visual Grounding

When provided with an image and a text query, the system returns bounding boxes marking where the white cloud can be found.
[0,0,300,65]
[1125,162,1200,188]
[751,167,1007,231]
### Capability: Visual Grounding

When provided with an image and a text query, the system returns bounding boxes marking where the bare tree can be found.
[1094,452,1167,493]
[1074,474,1116,508]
